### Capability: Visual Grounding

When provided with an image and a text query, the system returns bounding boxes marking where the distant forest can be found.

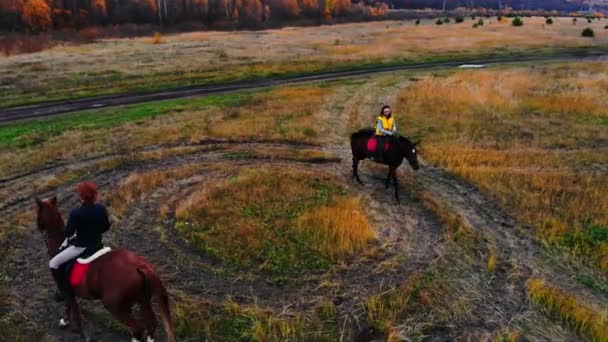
[0,0,602,32]
[388,0,597,12]
[0,0,388,32]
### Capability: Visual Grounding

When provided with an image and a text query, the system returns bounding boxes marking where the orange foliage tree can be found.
[268,0,299,18]
[89,0,107,24]
[333,0,350,16]
[21,0,51,31]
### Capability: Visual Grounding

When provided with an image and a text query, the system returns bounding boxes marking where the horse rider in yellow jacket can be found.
[374,105,397,161]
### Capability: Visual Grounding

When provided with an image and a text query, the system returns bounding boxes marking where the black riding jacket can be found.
[64,203,111,249]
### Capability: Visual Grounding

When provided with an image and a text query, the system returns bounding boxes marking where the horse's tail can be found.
[137,264,175,342]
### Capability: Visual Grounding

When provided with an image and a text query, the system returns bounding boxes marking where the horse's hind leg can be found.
[392,168,400,204]
[104,300,144,341]
[140,300,157,341]
[68,299,86,339]
[352,158,364,185]
[385,166,393,189]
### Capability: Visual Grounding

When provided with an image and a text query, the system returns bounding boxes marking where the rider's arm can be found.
[392,121,397,134]
[377,120,393,135]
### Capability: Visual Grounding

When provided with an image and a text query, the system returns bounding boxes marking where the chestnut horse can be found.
[35,197,174,342]
[350,128,420,203]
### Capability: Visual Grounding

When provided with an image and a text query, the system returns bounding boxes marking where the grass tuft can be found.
[175,168,371,272]
[526,277,608,341]
[296,197,375,260]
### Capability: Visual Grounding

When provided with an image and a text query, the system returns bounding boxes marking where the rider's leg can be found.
[49,245,87,269]
[374,135,385,161]
[49,246,86,301]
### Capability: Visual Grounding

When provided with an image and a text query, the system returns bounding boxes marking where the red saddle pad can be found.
[367,137,389,154]
[69,262,90,287]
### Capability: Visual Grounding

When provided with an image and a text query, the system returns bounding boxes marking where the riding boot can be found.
[50,269,66,302]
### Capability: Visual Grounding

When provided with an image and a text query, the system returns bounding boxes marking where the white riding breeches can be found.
[49,245,86,269]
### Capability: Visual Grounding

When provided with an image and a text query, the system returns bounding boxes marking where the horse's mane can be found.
[398,135,414,146]
[38,200,65,232]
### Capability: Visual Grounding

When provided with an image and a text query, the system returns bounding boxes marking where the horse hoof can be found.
[58,318,70,329]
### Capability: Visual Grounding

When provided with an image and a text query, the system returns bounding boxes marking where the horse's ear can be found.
[413,139,421,146]
[50,196,57,207]
[35,198,43,208]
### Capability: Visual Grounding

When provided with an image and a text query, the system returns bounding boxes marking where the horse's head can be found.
[35,196,64,236]
[399,136,420,171]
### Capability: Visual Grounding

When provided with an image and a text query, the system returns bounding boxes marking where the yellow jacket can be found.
[375,115,395,136]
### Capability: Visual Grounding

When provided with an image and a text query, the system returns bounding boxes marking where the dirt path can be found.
[2,51,607,123]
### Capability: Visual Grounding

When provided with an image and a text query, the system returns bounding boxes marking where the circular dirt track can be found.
[1,140,446,341]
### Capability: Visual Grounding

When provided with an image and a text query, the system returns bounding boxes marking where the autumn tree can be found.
[22,0,51,31]
[322,0,333,18]
[298,0,318,17]
[107,0,157,24]
[268,0,299,19]
[333,0,350,17]
[0,0,24,29]
[89,0,107,24]
[236,0,263,25]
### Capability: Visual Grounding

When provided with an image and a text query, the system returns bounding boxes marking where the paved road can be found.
[1,50,606,123]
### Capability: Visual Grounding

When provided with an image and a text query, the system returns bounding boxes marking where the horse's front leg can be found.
[385,166,393,189]
[352,158,364,185]
[392,168,400,204]
[69,299,87,340]
[59,302,71,329]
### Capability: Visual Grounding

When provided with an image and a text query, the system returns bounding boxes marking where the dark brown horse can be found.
[36,196,174,342]
[350,129,420,203]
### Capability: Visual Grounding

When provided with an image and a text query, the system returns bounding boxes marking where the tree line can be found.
[0,0,387,32]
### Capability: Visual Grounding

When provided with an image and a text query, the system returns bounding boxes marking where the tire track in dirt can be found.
[0,140,332,219]
[3,137,446,341]
[416,166,608,339]
[1,143,342,342]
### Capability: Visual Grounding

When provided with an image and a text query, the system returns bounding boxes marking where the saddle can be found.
[59,245,112,289]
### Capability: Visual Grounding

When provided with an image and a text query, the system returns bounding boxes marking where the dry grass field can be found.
[0,59,607,341]
[397,62,608,271]
[1,17,608,107]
